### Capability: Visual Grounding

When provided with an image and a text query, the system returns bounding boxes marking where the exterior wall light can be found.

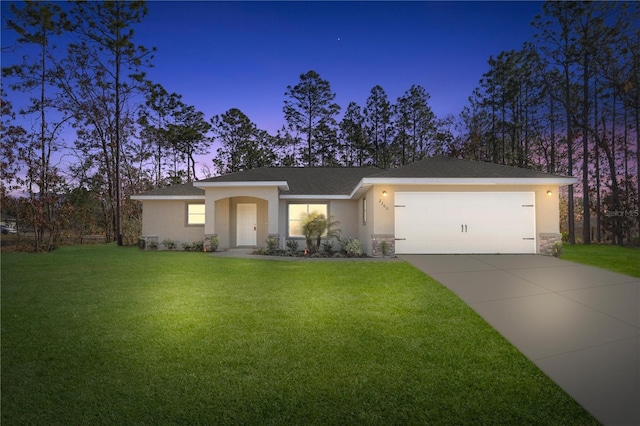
[547,190,553,196]
[382,190,388,197]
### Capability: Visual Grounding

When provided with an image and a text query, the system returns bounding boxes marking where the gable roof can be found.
[195,167,381,196]
[131,156,576,200]
[371,156,570,179]
[130,182,204,199]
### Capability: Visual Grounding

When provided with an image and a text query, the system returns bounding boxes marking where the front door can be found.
[236,203,257,246]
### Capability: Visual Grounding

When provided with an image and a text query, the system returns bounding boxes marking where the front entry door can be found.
[236,203,257,246]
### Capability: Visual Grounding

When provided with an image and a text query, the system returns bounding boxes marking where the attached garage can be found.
[394,192,536,254]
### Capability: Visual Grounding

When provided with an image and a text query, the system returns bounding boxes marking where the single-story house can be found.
[131,156,577,256]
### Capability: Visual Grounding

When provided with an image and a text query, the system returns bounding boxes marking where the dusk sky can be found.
[3,1,544,136]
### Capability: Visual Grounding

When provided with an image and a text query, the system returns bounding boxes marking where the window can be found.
[288,203,327,237]
[187,204,205,225]
[362,197,367,225]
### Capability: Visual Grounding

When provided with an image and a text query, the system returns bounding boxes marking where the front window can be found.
[288,203,327,237]
[187,203,205,225]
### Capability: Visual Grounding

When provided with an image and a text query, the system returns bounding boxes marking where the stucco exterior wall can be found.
[277,199,359,250]
[204,186,280,236]
[329,199,359,239]
[370,184,561,237]
[140,200,205,246]
[357,188,375,255]
[138,182,564,256]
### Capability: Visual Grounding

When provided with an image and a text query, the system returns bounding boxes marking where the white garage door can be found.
[395,192,536,254]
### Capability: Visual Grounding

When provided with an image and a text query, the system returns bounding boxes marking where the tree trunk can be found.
[581,52,591,244]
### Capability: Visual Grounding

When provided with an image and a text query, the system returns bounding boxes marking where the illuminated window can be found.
[288,203,327,237]
[187,204,205,225]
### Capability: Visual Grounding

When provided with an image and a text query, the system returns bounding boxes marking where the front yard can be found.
[561,243,640,278]
[1,245,596,424]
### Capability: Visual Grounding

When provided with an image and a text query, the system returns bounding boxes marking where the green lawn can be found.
[561,243,640,278]
[1,245,596,425]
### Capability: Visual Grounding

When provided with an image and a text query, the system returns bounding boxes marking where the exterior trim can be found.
[280,194,351,200]
[349,177,578,199]
[130,195,205,200]
[194,181,289,190]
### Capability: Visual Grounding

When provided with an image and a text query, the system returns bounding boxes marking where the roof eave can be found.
[280,194,351,200]
[194,181,290,190]
[130,195,205,201]
[360,177,578,186]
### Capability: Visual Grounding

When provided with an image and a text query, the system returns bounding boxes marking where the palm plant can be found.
[300,212,340,253]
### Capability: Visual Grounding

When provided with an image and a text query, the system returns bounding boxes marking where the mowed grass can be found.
[1,245,596,425]
[562,243,640,278]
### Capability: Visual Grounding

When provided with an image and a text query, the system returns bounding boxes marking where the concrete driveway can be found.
[400,254,640,426]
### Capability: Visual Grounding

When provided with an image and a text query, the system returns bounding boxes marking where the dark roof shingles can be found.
[200,167,381,195]
[134,157,571,197]
[372,156,570,179]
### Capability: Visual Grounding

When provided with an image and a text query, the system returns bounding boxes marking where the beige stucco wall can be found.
[140,200,205,245]
[276,199,359,249]
[363,184,562,254]
[139,182,563,255]
[204,186,279,236]
[203,186,280,250]
[357,188,376,254]
[369,184,561,235]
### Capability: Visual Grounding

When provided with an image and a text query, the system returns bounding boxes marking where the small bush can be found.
[552,241,563,257]
[192,240,204,252]
[162,239,177,251]
[380,240,389,256]
[181,241,193,251]
[342,236,363,257]
[320,241,334,256]
[286,239,299,255]
[209,235,220,252]
[266,238,279,255]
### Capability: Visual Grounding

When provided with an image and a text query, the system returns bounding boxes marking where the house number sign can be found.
[378,198,389,211]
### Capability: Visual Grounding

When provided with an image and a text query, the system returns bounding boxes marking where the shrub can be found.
[320,241,334,256]
[266,237,279,255]
[286,239,299,255]
[254,247,270,255]
[181,241,193,251]
[300,212,341,253]
[380,240,389,256]
[162,238,177,251]
[192,240,204,252]
[552,241,563,257]
[342,236,363,257]
[207,235,220,252]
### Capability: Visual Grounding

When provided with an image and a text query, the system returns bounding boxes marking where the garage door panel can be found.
[395,192,536,254]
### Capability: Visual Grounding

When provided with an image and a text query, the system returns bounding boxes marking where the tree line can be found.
[1,1,639,250]
[459,1,639,246]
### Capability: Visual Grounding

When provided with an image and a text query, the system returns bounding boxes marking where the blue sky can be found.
[133,1,543,133]
[2,1,544,170]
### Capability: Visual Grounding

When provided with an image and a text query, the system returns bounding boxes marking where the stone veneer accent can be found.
[371,234,396,257]
[539,233,562,256]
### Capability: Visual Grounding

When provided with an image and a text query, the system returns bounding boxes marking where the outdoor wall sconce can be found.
[382,190,388,197]
[547,190,553,196]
